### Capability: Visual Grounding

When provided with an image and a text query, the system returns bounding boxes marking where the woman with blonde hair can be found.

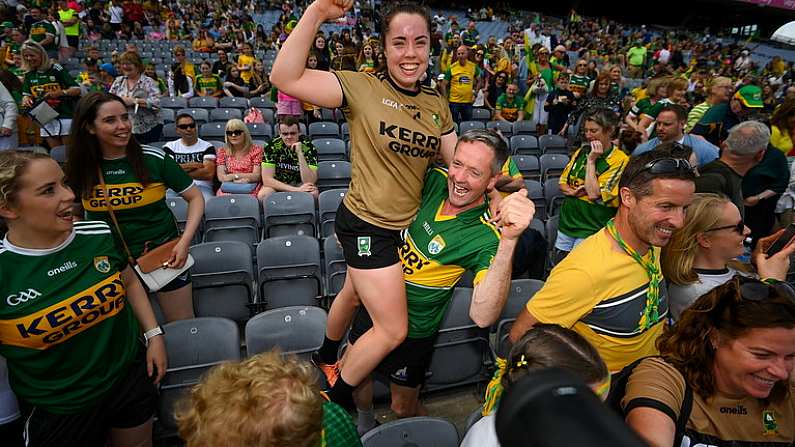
[20,40,80,148]
[662,193,794,319]
[176,352,360,447]
[215,119,263,197]
[686,76,732,133]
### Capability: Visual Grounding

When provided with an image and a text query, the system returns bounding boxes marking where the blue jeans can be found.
[449,102,473,123]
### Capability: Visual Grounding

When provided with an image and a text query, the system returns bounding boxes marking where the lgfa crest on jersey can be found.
[94,256,111,273]
[428,235,446,255]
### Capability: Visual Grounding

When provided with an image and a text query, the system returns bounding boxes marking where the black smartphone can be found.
[765,223,795,256]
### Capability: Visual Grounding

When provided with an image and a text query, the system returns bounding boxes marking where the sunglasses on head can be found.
[226,129,244,137]
[625,157,693,183]
[705,220,744,235]
[734,275,795,303]
[177,123,196,130]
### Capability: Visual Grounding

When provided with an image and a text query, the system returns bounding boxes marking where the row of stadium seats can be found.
[154,277,544,440]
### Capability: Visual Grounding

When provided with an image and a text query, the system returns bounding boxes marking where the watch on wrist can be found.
[144,325,164,346]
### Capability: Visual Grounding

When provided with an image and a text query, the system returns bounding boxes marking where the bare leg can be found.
[156,283,195,322]
[109,418,153,447]
[337,263,407,387]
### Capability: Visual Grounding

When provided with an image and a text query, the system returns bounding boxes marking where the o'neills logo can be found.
[48,261,77,277]
[0,273,127,349]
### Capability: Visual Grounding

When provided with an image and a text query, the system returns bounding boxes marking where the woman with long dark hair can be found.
[65,92,204,323]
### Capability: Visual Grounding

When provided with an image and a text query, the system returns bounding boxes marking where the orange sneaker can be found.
[312,352,341,387]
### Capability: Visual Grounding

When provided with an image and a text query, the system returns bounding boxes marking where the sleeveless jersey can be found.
[0,221,139,413]
[83,146,194,258]
[335,71,455,229]
[400,167,499,337]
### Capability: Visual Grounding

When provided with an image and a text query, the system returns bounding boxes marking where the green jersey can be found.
[22,64,79,118]
[569,74,591,97]
[630,97,653,118]
[83,146,194,258]
[400,167,499,338]
[558,145,627,239]
[28,20,56,51]
[262,136,318,186]
[495,94,525,122]
[0,221,139,413]
[194,74,222,97]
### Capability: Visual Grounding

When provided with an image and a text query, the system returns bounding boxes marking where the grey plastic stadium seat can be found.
[539,153,570,182]
[246,123,273,139]
[244,306,326,358]
[512,120,537,136]
[262,191,317,238]
[188,96,219,109]
[160,96,188,110]
[459,120,485,133]
[210,108,243,122]
[176,108,209,124]
[316,161,351,192]
[165,196,191,234]
[203,195,261,248]
[513,155,540,180]
[313,138,346,162]
[199,122,226,139]
[472,108,492,122]
[323,236,346,297]
[544,178,564,217]
[190,241,255,323]
[161,123,179,139]
[308,121,340,138]
[219,96,249,109]
[159,108,175,124]
[256,235,322,310]
[425,287,493,392]
[493,279,545,358]
[524,180,546,220]
[361,417,459,447]
[510,135,540,156]
[539,134,569,155]
[158,318,240,433]
[486,120,513,138]
[465,407,484,432]
[249,96,275,109]
[546,215,560,265]
[341,122,350,141]
[318,188,346,238]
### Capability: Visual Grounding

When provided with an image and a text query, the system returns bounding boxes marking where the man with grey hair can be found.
[695,120,770,217]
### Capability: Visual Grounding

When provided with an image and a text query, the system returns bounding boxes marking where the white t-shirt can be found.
[461,414,500,447]
[657,48,671,64]
[667,267,737,320]
[163,138,217,190]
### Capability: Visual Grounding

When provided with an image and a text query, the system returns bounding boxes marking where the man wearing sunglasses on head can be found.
[163,113,217,200]
[510,147,696,373]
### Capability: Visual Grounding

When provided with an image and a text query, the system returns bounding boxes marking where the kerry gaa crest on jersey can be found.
[94,256,111,273]
[428,234,446,255]
[763,409,778,436]
[357,236,371,257]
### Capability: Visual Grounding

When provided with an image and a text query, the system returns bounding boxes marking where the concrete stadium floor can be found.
[373,384,484,435]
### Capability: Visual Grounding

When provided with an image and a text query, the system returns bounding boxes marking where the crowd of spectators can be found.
[1,0,795,446]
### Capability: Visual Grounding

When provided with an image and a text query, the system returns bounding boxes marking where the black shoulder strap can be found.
[673,381,693,446]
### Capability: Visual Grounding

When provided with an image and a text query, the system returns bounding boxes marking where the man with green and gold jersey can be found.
[330,130,533,430]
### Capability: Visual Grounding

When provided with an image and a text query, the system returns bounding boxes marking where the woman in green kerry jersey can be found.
[554,109,628,262]
[0,151,166,447]
[66,92,205,323]
[20,40,80,149]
